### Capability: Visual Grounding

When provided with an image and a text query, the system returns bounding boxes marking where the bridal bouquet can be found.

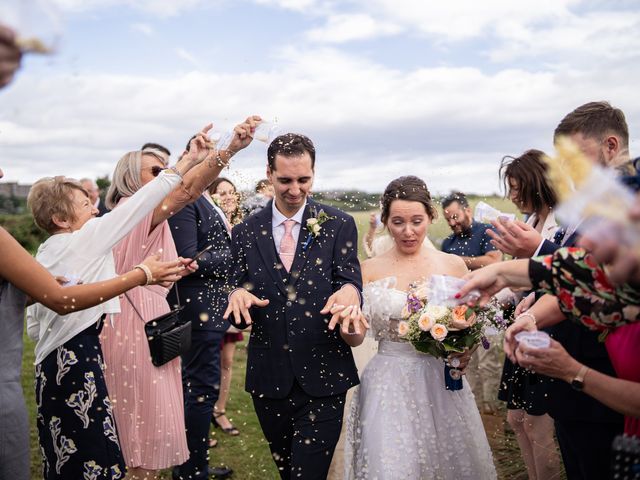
[398,277,506,390]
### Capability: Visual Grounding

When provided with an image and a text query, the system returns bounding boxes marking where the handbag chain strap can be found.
[122,282,181,323]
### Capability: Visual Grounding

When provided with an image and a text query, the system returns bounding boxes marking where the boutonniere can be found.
[302,209,334,250]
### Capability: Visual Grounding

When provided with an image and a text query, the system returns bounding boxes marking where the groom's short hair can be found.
[267,133,316,171]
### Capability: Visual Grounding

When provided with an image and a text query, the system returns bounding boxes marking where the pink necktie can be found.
[279,219,296,272]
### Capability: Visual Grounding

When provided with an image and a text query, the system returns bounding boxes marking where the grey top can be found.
[0,279,26,384]
[0,279,29,480]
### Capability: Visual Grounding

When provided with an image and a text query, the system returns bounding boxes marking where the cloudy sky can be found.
[1,0,639,194]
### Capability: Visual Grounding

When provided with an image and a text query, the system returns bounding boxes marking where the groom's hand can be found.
[322,285,369,335]
[223,288,269,326]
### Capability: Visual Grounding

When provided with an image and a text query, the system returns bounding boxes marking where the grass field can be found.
[21,196,532,479]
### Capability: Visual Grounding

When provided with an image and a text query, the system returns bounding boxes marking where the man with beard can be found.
[441,191,502,413]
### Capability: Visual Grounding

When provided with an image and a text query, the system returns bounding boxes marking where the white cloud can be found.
[174,48,201,68]
[306,13,402,43]
[3,43,639,193]
[131,22,154,36]
[52,0,211,17]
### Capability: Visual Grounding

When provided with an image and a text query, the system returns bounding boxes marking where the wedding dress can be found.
[344,277,497,480]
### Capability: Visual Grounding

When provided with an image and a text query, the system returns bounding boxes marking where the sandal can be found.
[213,410,240,436]
[208,437,218,448]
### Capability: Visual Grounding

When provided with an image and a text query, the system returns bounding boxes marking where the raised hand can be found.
[0,25,22,88]
[487,218,542,258]
[185,123,216,165]
[223,288,269,326]
[227,115,262,153]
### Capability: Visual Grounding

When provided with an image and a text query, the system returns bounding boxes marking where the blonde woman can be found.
[100,117,259,480]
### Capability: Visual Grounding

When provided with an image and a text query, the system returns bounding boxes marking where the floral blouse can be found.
[529,247,640,332]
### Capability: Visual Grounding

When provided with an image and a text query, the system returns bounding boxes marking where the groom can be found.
[224,133,365,479]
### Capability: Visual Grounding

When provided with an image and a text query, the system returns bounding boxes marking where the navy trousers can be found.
[252,381,346,480]
[174,329,225,480]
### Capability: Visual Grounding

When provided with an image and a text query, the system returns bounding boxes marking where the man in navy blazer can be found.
[224,133,367,480]
[168,191,235,480]
[168,124,258,480]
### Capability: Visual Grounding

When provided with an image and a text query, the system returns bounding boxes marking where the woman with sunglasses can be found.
[100,116,260,480]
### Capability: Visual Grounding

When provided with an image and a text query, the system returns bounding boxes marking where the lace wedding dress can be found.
[344,277,497,480]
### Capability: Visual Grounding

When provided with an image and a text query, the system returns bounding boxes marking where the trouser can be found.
[555,419,622,480]
[174,329,225,480]
[252,381,346,480]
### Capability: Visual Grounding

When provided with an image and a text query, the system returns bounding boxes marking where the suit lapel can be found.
[288,201,317,287]
[252,201,289,296]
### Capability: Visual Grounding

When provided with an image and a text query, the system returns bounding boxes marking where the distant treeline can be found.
[0,189,503,253]
[312,191,502,211]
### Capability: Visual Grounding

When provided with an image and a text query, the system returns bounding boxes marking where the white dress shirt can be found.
[272,201,306,254]
[26,172,181,365]
[530,211,561,256]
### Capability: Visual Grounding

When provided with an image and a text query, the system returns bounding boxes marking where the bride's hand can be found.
[448,345,477,372]
[321,285,369,335]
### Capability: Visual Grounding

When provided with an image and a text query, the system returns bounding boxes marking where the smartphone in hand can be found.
[189,244,213,266]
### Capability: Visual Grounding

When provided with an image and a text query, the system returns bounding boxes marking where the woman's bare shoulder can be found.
[430,250,468,277]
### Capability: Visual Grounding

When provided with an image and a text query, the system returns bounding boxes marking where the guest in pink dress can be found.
[100,117,259,480]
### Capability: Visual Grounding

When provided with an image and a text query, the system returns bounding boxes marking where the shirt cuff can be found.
[340,283,363,306]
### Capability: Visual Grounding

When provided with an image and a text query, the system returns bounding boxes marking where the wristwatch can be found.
[570,365,589,391]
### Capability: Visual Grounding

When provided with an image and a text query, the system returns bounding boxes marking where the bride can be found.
[344,176,497,479]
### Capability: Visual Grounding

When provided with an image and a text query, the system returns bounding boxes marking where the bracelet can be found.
[215,152,232,169]
[516,312,537,325]
[134,264,153,286]
[164,165,183,179]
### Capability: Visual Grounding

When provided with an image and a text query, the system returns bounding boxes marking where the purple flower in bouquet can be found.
[407,294,423,314]
[481,335,490,350]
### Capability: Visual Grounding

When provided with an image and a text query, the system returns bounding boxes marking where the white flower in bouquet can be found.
[398,320,410,337]
[423,304,449,322]
[413,283,429,301]
[417,312,435,332]
[430,323,448,341]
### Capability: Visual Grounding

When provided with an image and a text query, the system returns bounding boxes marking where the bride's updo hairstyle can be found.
[380,175,438,225]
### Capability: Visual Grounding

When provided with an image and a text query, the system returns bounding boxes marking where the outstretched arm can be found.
[151,116,262,228]
[1,227,189,315]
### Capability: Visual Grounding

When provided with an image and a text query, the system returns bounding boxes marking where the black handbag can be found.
[124,285,191,367]
[611,434,640,480]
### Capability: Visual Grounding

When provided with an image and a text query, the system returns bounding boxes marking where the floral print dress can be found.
[530,247,640,435]
[35,320,125,480]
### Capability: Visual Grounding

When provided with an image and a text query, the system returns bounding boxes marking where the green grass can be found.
[351,196,521,255]
[22,196,529,479]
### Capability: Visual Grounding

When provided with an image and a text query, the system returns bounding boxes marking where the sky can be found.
[1,0,640,195]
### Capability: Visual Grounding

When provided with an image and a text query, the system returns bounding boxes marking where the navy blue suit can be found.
[229,199,361,479]
[538,232,623,479]
[168,196,231,480]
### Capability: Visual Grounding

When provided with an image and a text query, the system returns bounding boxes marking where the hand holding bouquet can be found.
[398,275,506,390]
